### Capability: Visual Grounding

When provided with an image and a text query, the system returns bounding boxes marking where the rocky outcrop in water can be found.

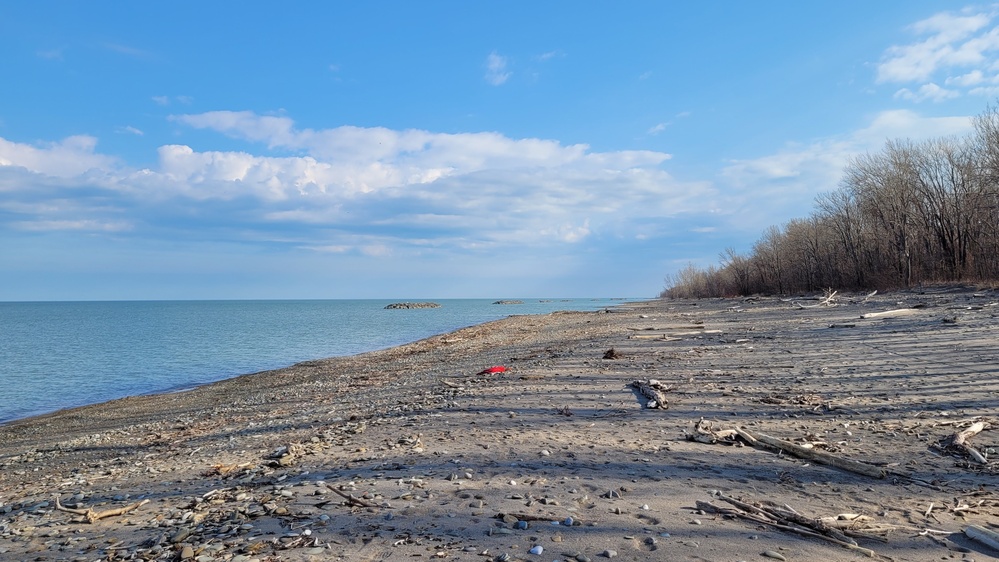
[384,302,442,309]
[492,300,524,305]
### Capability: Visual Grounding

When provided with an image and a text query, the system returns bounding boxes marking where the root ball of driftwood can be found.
[603,348,621,359]
[631,379,671,409]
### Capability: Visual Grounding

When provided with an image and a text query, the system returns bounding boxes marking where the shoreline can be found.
[2,291,998,561]
[0,298,633,427]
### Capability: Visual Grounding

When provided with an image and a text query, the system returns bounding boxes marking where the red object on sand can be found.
[476,366,509,375]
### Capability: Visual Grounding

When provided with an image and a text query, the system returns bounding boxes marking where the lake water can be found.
[0,298,630,423]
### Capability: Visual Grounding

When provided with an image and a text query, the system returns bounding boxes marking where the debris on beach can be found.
[476,365,509,375]
[630,379,672,409]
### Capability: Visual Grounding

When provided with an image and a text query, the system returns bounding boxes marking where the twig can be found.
[325,484,382,508]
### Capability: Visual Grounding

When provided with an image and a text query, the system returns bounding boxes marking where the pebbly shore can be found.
[1,289,998,562]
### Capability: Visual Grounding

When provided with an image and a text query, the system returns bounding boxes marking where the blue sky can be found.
[0,2,995,300]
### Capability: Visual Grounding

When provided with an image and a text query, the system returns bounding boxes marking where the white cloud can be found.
[893,82,960,102]
[0,113,700,256]
[535,50,564,61]
[118,126,144,136]
[36,48,63,60]
[0,135,118,177]
[718,109,975,230]
[877,7,999,101]
[12,219,131,232]
[484,51,511,85]
[647,123,668,135]
[946,69,986,86]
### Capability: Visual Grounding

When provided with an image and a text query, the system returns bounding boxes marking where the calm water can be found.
[0,298,630,423]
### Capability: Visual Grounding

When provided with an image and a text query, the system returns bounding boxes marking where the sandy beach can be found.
[1,289,998,562]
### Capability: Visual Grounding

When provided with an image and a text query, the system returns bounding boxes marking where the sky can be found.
[1,2,997,300]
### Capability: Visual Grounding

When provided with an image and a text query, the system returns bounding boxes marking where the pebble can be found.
[601,549,617,558]
[529,545,544,555]
[180,545,194,560]
[563,517,574,526]
[762,551,787,561]
[515,520,529,530]
[574,555,592,562]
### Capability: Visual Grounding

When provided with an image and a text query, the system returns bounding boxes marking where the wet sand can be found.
[1,289,998,561]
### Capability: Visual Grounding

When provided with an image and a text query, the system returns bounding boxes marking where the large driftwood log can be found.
[688,421,886,479]
[965,525,999,551]
[54,496,150,523]
[748,430,887,478]
[631,379,671,409]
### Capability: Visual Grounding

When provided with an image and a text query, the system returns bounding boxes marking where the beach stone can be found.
[601,550,617,558]
[180,545,194,560]
[529,545,543,555]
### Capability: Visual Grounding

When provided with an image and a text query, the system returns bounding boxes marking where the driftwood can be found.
[859,308,921,319]
[54,496,150,523]
[697,493,886,559]
[965,524,999,551]
[495,512,569,523]
[326,484,384,508]
[689,420,886,478]
[631,379,672,409]
[629,329,722,340]
[626,325,704,331]
[791,290,839,309]
[938,421,989,464]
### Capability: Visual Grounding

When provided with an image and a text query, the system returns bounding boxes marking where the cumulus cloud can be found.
[0,135,118,177]
[877,7,999,101]
[484,51,511,85]
[0,113,702,255]
[893,82,960,102]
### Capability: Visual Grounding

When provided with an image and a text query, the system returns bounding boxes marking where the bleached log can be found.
[859,308,921,319]
[965,525,999,551]
[741,429,886,479]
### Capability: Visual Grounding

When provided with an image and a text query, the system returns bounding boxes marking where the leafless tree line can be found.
[662,104,999,298]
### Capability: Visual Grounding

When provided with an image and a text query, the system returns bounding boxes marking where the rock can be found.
[601,550,617,559]
[492,300,524,305]
[529,545,544,555]
[180,545,194,560]
[762,551,787,561]
[384,302,442,309]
